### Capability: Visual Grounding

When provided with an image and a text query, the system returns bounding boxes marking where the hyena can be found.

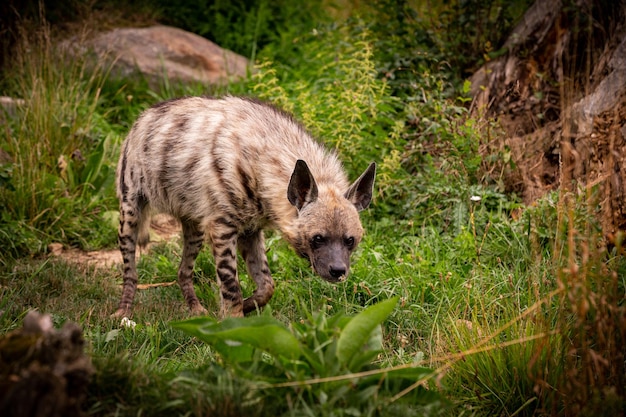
[114,96,376,318]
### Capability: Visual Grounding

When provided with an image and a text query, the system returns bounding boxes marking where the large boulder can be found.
[73,25,250,86]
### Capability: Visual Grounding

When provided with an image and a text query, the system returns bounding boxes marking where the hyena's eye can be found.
[311,234,326,249]
[344,236,355,249]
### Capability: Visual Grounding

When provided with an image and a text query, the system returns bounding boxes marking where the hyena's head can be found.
[287,160,376,282]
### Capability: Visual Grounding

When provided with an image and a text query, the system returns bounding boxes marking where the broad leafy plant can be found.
[172,298,442,412]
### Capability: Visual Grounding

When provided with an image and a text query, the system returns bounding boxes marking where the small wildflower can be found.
[120,317,136,329]
[470,195,482,202]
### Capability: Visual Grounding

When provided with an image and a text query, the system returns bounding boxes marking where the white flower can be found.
[470,195,482,202]
[120,317,137,329]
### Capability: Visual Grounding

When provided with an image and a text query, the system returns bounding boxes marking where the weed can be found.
[437,186,626,416]
[547,189,626,416]
[250,23,399,176]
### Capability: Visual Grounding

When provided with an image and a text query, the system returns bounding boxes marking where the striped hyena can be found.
[114,96,376,318]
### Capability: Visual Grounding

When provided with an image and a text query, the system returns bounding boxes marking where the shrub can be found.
[153,0,329,61]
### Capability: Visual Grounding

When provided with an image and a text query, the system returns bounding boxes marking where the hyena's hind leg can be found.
[239,230,275,315]
[179,220,208,315]
[112,196,149,318]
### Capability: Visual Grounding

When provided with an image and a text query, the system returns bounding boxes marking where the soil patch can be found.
[48,213,182,268]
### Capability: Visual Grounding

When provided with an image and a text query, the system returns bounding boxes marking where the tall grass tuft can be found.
[546,188,626,416]
[0,20,117,259]
[439,185,626,416]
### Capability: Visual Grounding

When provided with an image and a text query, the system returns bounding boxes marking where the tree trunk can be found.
[471,0,626,235]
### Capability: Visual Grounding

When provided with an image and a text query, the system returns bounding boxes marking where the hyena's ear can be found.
[288,159,319,211]
[345,162,376,211]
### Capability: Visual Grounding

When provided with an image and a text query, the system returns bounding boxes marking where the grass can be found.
[4,196,620,416]
[0,20,118,256]
[1,2,625,416]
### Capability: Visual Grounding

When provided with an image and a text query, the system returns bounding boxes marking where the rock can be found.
[569,35,626,137]
[0,96,25,127]
[0,96,25,118]
[0,311,93,417]
[69,25,249,87]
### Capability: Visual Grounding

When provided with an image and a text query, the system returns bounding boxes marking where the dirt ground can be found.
[48,213,182,269]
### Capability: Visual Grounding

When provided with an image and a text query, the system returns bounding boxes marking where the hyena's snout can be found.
[329,263,347,280]
[321,259,350,282]
[311,243,352,282]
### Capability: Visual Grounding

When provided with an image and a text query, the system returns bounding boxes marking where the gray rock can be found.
[0,96,25,119]
[69,25,250,86]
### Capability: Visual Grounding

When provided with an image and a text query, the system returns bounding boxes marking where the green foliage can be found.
[357,0,533,81]
[427,0,533,74]
[378,74,517,225]
[0,26,118,259]
[154,0,328,61]
[440,283,562,417]
[249,23,399,176]
[173,297,444,414]
[435,187,626,416]
[335,297,397,368]
[174,298,401,375]
[173,315,301,362]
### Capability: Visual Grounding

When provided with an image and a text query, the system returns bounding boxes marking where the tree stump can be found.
[471,0,626,235]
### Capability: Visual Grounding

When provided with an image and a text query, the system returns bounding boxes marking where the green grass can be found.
[1,2,625,416]
[3,200,620,416]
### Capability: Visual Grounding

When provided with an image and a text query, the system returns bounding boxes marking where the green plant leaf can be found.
[336,297,398,368]
[171,315,301,361]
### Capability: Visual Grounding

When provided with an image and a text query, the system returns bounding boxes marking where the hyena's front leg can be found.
[239,230,275,314]
[210,219,244,317]
[179,220,208,315]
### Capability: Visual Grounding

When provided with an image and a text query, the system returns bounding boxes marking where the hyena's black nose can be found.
[329,266,347,279]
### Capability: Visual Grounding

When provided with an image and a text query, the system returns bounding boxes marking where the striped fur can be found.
[113,96,376,318]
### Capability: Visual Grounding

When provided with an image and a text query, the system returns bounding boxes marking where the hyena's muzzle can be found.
[308,236,354,282]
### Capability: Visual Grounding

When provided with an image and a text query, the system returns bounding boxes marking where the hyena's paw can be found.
[220,303,244,319]
[190,303,208,316]
[111,307,132,319]
[243,297,263,315]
